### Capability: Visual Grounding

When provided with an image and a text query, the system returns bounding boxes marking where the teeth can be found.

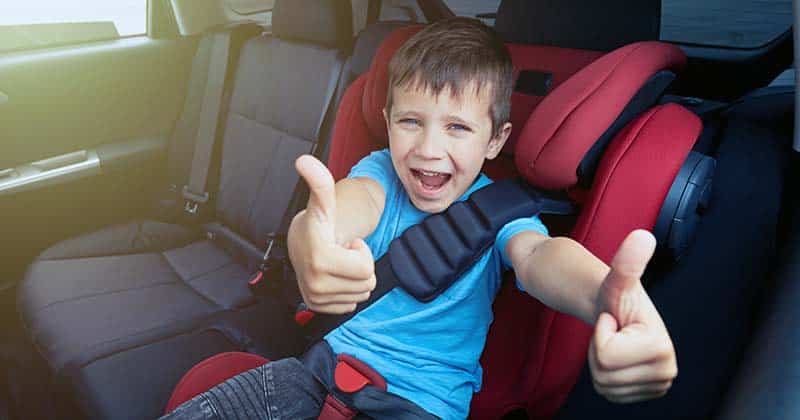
[420,170,443,176]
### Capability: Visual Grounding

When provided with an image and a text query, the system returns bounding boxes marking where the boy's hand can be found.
[589,230,677,403]
[289,155,377,314]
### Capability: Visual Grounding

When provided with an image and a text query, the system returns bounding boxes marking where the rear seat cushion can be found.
[36,219,201,261]
[19,236,257,372]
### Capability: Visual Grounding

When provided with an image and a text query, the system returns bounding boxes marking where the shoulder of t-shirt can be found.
[346,149,396,196]
[495,214,549,270]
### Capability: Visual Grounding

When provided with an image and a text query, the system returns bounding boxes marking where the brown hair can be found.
[386,17,513,138]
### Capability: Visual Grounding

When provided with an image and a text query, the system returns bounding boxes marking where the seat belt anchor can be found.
[182,186,210,215]
[249,233,290,298]
[249,235,276,287]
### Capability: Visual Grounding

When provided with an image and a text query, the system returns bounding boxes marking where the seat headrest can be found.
[272,0,353,48]
[358,27,685,190]
[495,0,661,51]
[170,0,273,36]
[514,41,686,190]
[361,25,422,142]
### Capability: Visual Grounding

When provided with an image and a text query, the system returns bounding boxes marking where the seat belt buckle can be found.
[334,354,387,393]
[294,303,315,326]
[249,233,285,296]
[182,186,210,215]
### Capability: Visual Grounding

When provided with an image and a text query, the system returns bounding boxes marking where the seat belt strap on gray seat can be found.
[312,59,344,145]
[183,30,233,215]
[247,57,346,292]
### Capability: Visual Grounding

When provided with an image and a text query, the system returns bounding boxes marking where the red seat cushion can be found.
[164,352,269,414]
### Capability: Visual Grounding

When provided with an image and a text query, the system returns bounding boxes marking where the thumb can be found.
[296,155,337,226]
[600,229,656,324]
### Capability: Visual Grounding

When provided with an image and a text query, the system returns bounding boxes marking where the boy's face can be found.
[384,81,511,213]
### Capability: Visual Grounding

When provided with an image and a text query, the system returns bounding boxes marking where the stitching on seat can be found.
[162,246,237,284]
[27,279,182,314]
[55,310,230,374]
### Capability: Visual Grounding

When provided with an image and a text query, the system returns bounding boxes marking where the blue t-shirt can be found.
[325,150,548,420]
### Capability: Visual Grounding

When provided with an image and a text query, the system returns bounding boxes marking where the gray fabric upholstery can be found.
[37,219,202,261]
[272,0,353,49]
[16,16,400,419]
[21,252,219,372]
[216,37,345,244]
[20,29,347,375]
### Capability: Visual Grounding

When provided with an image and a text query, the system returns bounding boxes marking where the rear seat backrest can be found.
[214,0,353,247]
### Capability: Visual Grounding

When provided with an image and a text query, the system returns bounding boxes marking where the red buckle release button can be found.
[248,271,263,286]
[334,361,370,393]
[334,354,387,393]
[294,310,315,326]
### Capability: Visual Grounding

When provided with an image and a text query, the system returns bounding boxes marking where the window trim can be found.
[0,1,149,55]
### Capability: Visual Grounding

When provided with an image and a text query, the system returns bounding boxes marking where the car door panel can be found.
[0,35,197,288]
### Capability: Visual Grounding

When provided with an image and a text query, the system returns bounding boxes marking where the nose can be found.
[414,128,445,160]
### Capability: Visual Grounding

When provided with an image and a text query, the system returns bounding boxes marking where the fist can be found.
[589,230,678,403]
[288,155,377,314]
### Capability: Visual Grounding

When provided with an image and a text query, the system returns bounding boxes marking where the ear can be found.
[486,122,512,160]
[382,108,389,126]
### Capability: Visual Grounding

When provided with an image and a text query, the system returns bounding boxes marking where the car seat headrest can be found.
[361,25,423,142]
[272,0,353,49]
[170,0,272,36]
[495,0,660,51]
[514,41,686,190]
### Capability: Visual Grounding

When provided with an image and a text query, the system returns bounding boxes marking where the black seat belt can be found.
[302,179,574,340]
[182,30,232,215]
[251,173,574,339]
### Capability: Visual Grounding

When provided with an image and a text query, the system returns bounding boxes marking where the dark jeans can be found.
[160,342,437,420]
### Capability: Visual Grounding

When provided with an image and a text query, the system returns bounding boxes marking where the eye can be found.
[397,118,420,127]
[448,123,472,133]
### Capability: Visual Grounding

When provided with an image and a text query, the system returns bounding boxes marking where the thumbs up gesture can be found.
[287,155,377,314]
[589,230,678,403]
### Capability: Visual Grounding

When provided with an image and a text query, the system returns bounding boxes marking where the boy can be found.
[164,17,676,420]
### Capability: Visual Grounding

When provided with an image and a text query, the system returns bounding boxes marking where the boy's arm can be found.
[508,229,677,403]
[288,155,385,314]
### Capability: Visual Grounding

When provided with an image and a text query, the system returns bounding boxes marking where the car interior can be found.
[0,0,796,419]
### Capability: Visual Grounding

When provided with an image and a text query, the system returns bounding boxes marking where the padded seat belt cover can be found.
[385,179,570,302]
[308,180,572,338]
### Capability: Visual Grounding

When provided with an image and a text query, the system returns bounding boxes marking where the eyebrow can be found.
[392,109,420,118]
[443,114,477,127]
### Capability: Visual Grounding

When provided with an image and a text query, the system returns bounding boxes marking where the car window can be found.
[380,0,427,23]
[442,0,500,24]
[443,0,792,49]
[0,0,147,53]
[660,0,792,48]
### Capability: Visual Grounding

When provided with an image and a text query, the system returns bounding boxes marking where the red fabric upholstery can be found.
[571,103,702,261]
[472,103,701,418]
[329,76,379,180]
[515,41,686,190]
[361,25,423,142]
[164,352,269,414]
[505,44,604,155]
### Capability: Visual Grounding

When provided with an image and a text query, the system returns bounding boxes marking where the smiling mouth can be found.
[411,169,451,194]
